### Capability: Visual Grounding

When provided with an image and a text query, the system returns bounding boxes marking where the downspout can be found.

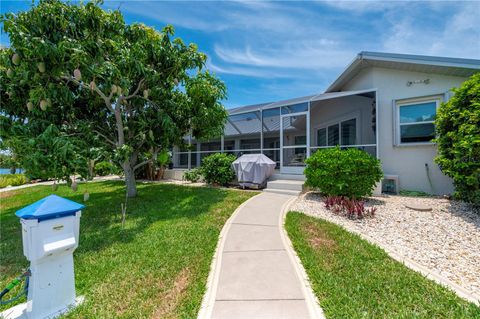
[425,163,435,194]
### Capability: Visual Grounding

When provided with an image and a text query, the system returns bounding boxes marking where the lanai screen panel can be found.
[262,107,280,168]
[224,111,262,152]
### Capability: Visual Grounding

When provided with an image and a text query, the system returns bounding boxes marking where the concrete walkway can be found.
[198,192,324,319]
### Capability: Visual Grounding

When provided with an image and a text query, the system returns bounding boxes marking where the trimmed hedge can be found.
[305,147,383,199]
[435,73,480,205]
[201,153,236,186]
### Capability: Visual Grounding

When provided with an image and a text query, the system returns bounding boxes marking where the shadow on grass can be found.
[0,181,228,278]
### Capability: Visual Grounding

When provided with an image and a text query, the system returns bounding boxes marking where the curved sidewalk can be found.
[199,192,324,319]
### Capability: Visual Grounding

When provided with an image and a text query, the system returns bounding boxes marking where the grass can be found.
[399,189,433,197]
[285,212,480,319]
[0,174,27,188]
[0,181,256,318]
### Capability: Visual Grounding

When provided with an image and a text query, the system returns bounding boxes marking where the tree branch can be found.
[60,75,113,111]
[133,159,150,171]
[93,130,116,146]
[125,78,145,100]
[132,146,159,171]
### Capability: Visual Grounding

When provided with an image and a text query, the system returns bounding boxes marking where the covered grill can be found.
[232,154,276,189]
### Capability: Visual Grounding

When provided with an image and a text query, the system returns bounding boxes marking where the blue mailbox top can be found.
[16,194,85,221]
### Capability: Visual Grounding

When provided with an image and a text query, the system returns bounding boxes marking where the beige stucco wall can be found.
[341,67,468,195]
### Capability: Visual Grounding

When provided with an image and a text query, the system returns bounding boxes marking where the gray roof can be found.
[265,94,317,109]
[225,89,376,116]
[326,51,480,92]
[225,51,480,115]
[228,102,273,115]
[224,107,302,136]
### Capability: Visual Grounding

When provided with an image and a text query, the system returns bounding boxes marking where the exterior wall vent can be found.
[382,174,399,194]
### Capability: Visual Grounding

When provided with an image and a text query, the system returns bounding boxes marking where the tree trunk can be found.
[88,159,95,180]
[123,162,137,198]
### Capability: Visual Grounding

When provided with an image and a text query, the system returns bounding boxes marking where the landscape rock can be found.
[291,192,480,295]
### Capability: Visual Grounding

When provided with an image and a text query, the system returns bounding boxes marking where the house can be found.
[169,52,480,195]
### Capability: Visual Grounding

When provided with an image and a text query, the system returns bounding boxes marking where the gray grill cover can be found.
[232,154,276,188]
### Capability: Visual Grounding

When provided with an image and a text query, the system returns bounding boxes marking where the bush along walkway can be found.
[198,192,324,319]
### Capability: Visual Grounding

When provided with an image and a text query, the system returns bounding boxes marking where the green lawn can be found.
[285,212,480,319]
[0,181,256,318]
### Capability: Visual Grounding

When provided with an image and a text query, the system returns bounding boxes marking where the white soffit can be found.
[310,89,376,102]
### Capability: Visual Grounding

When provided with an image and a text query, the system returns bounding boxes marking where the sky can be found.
[1,1,479,109]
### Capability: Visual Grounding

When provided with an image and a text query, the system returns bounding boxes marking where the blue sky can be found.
[1,1,479,109]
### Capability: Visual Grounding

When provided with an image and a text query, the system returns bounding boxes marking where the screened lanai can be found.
[172,89,377,175]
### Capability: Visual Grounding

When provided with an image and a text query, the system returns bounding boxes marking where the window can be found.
[316,118,356,147]
[341,119,356,145]
[294,135,306,145]
[327,124,339,146]
[317,128,326,147]
[397,99,438,144]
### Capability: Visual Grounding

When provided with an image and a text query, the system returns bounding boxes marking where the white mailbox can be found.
[12,194,84,319]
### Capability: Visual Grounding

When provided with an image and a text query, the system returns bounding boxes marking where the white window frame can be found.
[395,96,442,146]
[314,111,360,147]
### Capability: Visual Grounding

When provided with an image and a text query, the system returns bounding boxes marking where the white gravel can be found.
[291,192,480,296]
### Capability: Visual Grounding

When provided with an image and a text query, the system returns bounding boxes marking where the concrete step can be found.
[263,188,301,196]
[269,173,306,182]
[266,180,304,192]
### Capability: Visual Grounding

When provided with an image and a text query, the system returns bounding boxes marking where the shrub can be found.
[435,73,480,205]
[0,174,27,188]
[201,153,236,186]
[305,147,383,199]
[184,168,202,183]
[94,161,117,176]
[324,196,376,219]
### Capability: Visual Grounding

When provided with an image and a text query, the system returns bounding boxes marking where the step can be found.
[263,188,301,196]
[269,173,306,182]
[266,180,304,192]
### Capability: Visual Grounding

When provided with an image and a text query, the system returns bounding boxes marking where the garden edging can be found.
[281,196,326,319]
[295,192,480,306]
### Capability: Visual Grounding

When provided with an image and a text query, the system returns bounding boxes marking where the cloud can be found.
[2,0,478,109]
[381,2,480,58]
[213,40,353,70]
[321,0,406,13]
[206,59,290,78]
[103,1,231,32]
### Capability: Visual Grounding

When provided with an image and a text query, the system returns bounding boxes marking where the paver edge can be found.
[280,196,326,319]
[355,227,480,306]
[297,192,480,307]
[197,192,263,319]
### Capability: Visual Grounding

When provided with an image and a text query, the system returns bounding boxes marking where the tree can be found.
[0,0,227,197]
[435,73,480,205]
[0,152,19,174]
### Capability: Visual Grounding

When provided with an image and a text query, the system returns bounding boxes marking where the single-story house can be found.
[170,51,480,195]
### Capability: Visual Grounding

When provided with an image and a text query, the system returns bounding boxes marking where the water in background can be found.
[0,168,24,174]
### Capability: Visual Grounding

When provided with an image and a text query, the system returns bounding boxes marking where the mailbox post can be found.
[3,195,85,319]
